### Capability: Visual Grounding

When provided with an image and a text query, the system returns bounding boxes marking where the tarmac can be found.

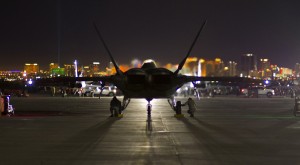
[1,95,300,165]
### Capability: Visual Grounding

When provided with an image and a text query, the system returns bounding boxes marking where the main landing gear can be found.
[122,97,130,110]
[168,96,184,118]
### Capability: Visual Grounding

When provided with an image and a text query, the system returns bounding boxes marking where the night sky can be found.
[1,0,300,70]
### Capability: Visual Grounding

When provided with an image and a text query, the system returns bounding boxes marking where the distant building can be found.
[228,61,237,77]
[164,63,177,72]
[277,67,293,78]
[83,66,91,77]
[270,64,280,79]
[49,63,64,76]
[106,62,114,75]
[49,63,59,72]
[259,58,271,79]
[295,63,300,77]
[0,70,22,80]
[199,58,224,77]
[24,63,39,74]
[182,57,198,75]
[90,62,100,76]
[64,64,75,77]
[240,54,257,77]
[259,59,271,71]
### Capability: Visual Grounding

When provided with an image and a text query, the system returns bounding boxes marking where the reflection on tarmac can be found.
[1,96,300,164]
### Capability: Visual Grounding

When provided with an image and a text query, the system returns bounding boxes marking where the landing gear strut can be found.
[147,102,152,120]
[167,96,176,111]
[122,97,130,110]
[146,100,153,131]
[146,98,153,121]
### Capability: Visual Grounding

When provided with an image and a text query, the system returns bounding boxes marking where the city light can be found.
[74,60,78,77]
[0,56,299,81]
[28,79,33,85]
[265,80,269,85]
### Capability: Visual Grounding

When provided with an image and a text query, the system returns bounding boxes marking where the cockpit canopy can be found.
[141,59,157,69]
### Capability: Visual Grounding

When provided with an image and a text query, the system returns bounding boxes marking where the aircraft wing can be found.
[35,76,114,87]
[183,76,261,84]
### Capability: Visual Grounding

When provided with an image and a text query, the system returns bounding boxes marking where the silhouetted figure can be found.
[110,96,122,117]
[183,98,196,117]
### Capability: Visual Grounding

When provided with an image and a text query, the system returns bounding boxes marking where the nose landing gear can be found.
[146,99,153,131]
[147,102,152,121]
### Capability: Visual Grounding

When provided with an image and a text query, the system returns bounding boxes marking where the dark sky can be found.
[0,0,299,70]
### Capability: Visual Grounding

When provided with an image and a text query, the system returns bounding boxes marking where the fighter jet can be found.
[36,20,255,118]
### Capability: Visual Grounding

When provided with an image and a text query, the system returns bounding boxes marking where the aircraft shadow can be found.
[47,117,119,163]
[176,117,260,164]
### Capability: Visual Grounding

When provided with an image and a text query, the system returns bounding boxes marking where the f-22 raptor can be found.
[37,20,253,118]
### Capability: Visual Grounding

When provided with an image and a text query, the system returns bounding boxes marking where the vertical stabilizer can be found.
[93,23,123,75]
[174,20,207,75]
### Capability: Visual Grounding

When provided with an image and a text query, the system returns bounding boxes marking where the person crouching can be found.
[183,97,196,117]
[110,96,122,117]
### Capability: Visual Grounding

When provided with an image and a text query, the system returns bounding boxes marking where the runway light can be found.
[265,80,269,85]
[28,79,33,85]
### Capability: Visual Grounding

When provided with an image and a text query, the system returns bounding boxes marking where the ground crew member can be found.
[183,97,196,117]
[51,86,56,96]
[110,96,122,117]
[61,87,66,97]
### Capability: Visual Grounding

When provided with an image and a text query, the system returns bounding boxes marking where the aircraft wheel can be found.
[147,105,151,116]
[113,108,118,117]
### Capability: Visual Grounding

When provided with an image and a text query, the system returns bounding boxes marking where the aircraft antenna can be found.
[174,20,207,75]
[93,22,123,75]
